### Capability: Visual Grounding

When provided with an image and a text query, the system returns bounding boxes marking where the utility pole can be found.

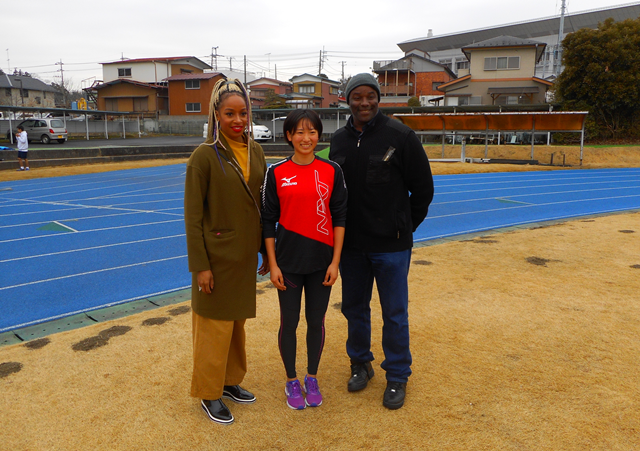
[340,61,346,83]
[228,57,233,72]
[55,59,66,107]
[210,46,218,71]
[556,0,567,77]
[244,55,247,85]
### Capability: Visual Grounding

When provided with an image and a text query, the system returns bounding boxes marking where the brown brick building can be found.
[373,53,455,107]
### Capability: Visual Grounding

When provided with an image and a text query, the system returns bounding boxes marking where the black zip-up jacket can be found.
[329,111,434,253]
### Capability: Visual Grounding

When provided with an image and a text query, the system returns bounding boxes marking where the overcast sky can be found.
[3,0,635,89]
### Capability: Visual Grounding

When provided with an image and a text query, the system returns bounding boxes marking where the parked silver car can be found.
[7,118,68,144]
[202,122,273,141]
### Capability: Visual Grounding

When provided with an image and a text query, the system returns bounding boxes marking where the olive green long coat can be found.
[184,134,267,320]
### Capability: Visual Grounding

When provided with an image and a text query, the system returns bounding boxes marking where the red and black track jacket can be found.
[262,156,348,274]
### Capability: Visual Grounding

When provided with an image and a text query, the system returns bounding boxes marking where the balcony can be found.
[380,85,411,96]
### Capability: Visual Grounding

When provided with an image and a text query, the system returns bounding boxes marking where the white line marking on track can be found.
[435,179,640,196]
[416,206,640,241]
[0,255,187,291]
[0,234,186,263]
[0,285,191,333]
[21,176,185,201]
[431,185,640,206]
[53,221,78,232]
[427,193,640,219]
[0,218,183,244]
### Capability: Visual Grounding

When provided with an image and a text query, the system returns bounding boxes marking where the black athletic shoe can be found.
[348,361,374,392]
[223,385,256,404]
[383,381,407,410]
[201,399,234,424]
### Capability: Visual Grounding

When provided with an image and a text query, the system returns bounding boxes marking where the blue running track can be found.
[1,166,639,332]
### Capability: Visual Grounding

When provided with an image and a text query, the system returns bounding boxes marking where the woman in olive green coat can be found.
[184,79,268,425]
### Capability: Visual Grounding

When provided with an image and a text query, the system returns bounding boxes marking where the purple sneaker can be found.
[285,380,306,410]
[304,375,323,407]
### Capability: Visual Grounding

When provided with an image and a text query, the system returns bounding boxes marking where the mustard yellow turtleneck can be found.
[221,132,250,182]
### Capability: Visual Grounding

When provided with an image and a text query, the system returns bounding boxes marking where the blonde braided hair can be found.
[206,78,253,145]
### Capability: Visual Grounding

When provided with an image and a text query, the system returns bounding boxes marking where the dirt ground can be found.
[1,146,639,450]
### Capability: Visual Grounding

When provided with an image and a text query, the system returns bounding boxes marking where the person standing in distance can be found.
[16,125,29,171]
[329,73,434,410]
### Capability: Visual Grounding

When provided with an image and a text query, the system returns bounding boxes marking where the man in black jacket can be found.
[330,73,434,410]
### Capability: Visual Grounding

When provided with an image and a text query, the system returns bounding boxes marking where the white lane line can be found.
[427,193,640,220]
[434,170,640,185]
[0,211,140,229]
[416,206,640,242]
[81,189,183,201]
[0,255,187,291]
[98,197,183,208]
[17,198,181,216]
[53,221,78,232]
[5,167,185,195]
[431,185,640,206]
[435,179,640,196]
[0,284,191,333]
[0,234,186,263]
[85,183,184,200]
[0,218,183,244]
[21,175,185,201]
[494,198,534,205]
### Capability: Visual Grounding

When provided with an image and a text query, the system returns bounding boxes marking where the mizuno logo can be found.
[281,175,298,187]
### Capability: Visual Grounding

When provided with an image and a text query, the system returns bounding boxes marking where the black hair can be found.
[282,109,323,148]
[17,125,24,131]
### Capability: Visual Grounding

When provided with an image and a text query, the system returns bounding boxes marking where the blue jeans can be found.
[339,248,412,383]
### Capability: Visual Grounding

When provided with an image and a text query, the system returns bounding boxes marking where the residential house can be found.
[289,74,341,108]
[373,52,456,106]
[165,72,226,116]
[437,36,553,106]
[398,3,640,79]
[92,56,211,115]
[0,73,57,108]
[246,77,292,109]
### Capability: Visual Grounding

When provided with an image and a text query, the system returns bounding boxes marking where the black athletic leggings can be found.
[278,270,331,379]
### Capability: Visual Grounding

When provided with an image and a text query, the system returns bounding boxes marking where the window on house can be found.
[105,99,118,111]
[43,92,47,99]
[4,88,11,97]
[330,87,339,95]
[181,69,193,74]
[21,89,28,97]
[432,82,444,90]
[118,68,132,77]
[186,103,201,112]
[439,59,453,70]
[299,84,315,94]
[456,61,469,70]
[484,57,520,71]
[35,96,41,104]
[133,98,149,111]
[185,80,200,89]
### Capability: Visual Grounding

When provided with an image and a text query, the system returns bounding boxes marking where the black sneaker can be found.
[223,385,256,404]
[348,361,374,392]
[383,381,407,410]
[201,399,234,424]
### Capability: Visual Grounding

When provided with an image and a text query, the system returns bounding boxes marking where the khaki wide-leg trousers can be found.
[190,311,247,400]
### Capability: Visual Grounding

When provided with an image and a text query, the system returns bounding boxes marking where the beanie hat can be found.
[345,73,381,102]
